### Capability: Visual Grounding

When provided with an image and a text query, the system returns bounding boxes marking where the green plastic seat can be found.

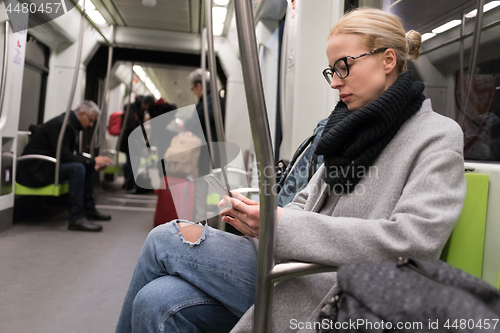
[497,267,500,290]
[440,173,489,278]
[14,182,69,196]
[104,165,123,174]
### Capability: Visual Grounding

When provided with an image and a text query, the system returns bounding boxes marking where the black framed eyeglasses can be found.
[322,48,388,84]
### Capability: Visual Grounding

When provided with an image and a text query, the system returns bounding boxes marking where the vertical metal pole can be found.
[55,2,86,186]
[115,64,134,165]
[278,7,289,142]
[0,21,9,120]
[463,0,485,117]
[205,0,231,193]
[233,0,277,331]
[91,26,114,158]
[201,27,215,171]
[458,12,466,125]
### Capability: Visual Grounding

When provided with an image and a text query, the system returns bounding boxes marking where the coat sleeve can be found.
[275,130,466,266]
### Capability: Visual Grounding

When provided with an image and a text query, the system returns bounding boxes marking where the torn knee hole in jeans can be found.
[176,223,206,246]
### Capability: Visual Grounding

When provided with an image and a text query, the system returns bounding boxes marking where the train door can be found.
[18,34,49,131]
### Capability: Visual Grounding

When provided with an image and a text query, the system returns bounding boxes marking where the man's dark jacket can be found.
[120,100,144,155]
[183,90,226,174]
[16,112,95,188]
[184,90,225,144]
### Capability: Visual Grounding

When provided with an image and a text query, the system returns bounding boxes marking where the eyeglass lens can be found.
[334,59,348,79]
[324,58,348,84]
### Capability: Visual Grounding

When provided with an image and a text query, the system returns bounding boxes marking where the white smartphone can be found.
[204,174,233,198]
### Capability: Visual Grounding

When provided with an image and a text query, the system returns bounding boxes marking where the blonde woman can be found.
[116,8,466,333]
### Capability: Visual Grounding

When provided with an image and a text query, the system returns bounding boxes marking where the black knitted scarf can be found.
[314,71,425,193]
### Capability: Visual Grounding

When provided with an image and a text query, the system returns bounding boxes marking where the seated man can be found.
[17,101,112,232]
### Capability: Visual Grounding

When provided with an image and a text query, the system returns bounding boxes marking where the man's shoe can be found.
[86,210,112,221]
[68,218,103,232]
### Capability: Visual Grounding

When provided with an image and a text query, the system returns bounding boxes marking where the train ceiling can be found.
[93,0,203,33]
[391,0,481,34]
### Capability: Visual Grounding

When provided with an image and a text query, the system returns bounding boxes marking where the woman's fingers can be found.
[230,191,259,205]
[219,192,259,209]
[222,215,258,238]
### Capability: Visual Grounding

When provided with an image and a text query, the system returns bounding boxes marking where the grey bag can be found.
[318,258,500,332]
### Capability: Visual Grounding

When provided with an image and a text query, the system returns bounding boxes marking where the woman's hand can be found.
[218,192,285,238]
[218,191,260,238]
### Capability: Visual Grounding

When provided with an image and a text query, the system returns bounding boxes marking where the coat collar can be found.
[68,111,83,131]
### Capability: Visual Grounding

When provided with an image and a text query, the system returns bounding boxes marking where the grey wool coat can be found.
[231,99,467,332]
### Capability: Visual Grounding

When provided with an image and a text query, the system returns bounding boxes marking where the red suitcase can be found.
[153,176,195,228]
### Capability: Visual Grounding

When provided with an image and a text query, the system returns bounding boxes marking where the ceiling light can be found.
[87,11,107,25]
[432,20,461,34]
[466,9,477,18]
[214,0,230,5]
[133,66,161,99]
[212,7,227,23]
[465,1,500,18]
[152,89,161,99]
[133,65,147,81]
[142,0,157,7]
[78,0,96,11]
[213,23,224,36]
[421,32,437,42]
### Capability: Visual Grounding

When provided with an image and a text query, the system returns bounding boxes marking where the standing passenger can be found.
[115,8,466,332]
[178,68,226,222]
[121,95,155,192]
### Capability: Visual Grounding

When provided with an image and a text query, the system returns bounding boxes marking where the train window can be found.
[18,34,49,131]
[390,0,500,162]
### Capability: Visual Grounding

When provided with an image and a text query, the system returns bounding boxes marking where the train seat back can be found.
[440,172,489,279]
[14,131,69,196]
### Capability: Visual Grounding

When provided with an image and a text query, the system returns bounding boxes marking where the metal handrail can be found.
[205,0,231,195]
[54,2,86,187]
[115,64,134,165]
[212,167,250,177]
[233,1,337,331]
[17,155,57,163]
[270,262,338,284]
[233,0,277,331]
[201,27,215,170]
[101,148,118,155]
[461,0,485,122]
[278,4,290,150]
[0,21,10,121]
[233,187,260,194]
[91,26,114,158]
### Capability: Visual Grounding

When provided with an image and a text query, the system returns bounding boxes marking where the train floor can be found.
[0,178,157,333]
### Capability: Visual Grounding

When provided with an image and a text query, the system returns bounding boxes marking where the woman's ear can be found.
[383,48,398,73]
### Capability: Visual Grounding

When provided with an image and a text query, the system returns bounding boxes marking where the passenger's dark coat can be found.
[16,112,95,188]
[120,100,144,155]
[183,90,226,174]
[184,90,225,144]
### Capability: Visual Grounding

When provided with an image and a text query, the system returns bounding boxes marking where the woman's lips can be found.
[339,93,352,102]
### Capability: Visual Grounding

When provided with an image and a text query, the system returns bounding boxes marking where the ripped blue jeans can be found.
[115,220,258,333]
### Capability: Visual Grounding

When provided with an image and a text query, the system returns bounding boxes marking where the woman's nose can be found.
[330,73,344,90]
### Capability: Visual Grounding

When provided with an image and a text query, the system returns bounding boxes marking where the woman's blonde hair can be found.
[329,8,421,74]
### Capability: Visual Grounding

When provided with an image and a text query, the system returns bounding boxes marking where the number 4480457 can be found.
[444,319,498,330]
[5,2,62,14]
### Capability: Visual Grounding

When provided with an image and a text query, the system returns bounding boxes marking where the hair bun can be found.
[406,30,421,61]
